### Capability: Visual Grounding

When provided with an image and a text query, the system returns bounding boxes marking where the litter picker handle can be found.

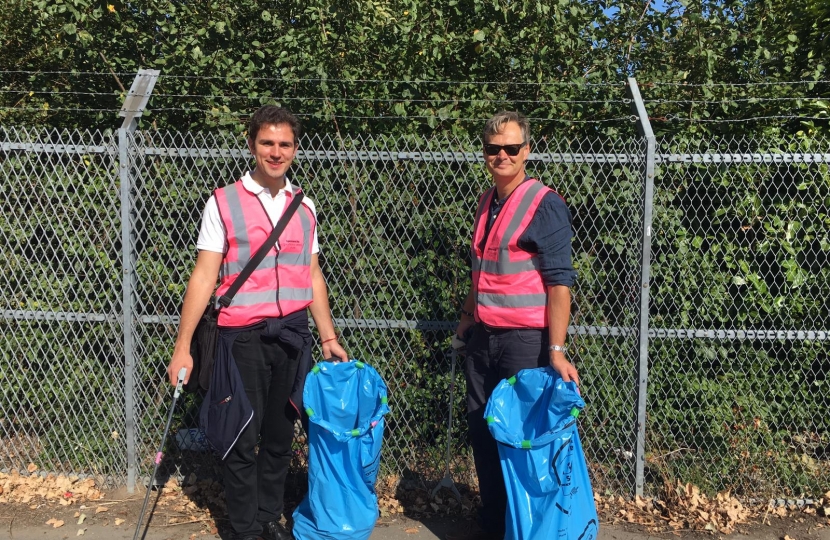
[174,367,187,399]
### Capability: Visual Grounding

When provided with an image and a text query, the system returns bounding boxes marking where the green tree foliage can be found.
[0,0,826,135]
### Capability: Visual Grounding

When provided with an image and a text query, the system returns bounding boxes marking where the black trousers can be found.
[223,326,300,539]
[463,323,549,535]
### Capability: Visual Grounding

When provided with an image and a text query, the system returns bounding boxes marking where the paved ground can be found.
[2,509,829,540]
[1,491,828,540]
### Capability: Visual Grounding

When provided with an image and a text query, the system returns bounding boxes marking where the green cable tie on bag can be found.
[312,365,320,374]
[381,396,388,404]
[351,429,360,437]
[355,361,365,368]
[521,440,532,449]
[571,407,580,418]
[486,415,495,424]
[305,407,314,417]
[507,376,517,386]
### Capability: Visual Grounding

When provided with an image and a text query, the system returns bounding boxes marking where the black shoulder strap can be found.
[217,191,305,308]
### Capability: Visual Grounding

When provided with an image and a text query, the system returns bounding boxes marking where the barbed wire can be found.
[0,89,632,105]
[0,70,626,87]
[151,94,630,105]
[0,106,121,112]
[156,75,626,87]
[5,89,828,108]
[3,71,829,90]
[142,108,638,123]
[0,90,123,97]
[0,70,135,77]
[648,80,830,87]
[646,97,830,104]
[653,114,829,122]
[4,104,822,124]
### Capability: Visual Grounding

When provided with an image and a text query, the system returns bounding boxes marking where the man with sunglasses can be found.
[450,111,579,540]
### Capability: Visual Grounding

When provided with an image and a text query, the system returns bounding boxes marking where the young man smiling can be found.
[168,106,346,540]
[452,111,579,540]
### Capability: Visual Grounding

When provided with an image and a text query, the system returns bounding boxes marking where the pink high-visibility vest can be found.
[471,179,552,329]
[214,181,315,327]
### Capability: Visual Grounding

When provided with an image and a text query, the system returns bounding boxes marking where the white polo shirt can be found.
[196,172,320,254]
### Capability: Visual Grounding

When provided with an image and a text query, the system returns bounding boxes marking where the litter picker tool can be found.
[133,367,187,540]
[431,344,462,502]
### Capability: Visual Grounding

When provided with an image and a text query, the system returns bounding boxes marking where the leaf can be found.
[27,463,38,473]
[77,513,87,524]
[405,528,419,534]
[94,506,108,514]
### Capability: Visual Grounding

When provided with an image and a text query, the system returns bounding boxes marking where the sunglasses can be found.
[483,142,526,156]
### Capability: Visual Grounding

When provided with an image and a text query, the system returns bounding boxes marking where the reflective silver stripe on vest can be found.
[477,257,540,274]
[499,181,545,250]
[277,207,313,266]
[229,288,314,307]
[223,185,251,270]
[475,181,546,275]
[223,255,276,278]
[470,188,495,274]
[477,292,547,308]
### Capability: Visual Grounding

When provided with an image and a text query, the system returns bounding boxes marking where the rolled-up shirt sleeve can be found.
[517,191,577,287]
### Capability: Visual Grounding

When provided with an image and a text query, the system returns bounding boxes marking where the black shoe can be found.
[262,521,294,540]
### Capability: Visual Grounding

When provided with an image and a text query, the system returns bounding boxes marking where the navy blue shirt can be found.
[482,179,577,288]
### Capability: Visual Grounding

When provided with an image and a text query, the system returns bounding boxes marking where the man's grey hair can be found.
[482,111,530,145]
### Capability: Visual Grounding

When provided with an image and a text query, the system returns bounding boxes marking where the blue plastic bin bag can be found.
[485,367,598,540]
[292,361,390,540]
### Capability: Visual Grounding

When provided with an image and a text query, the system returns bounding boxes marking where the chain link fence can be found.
[1,122,828,501]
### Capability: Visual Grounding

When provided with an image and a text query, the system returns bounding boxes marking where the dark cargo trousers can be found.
[223,326,300,539]
[463,323,549,536]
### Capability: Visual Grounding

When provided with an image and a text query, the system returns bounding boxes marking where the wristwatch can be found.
[548,344,567,354]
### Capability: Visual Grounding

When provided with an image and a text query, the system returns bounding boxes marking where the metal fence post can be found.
[626,77,656,497]
[119,127,137,493]
[119,69,159,493]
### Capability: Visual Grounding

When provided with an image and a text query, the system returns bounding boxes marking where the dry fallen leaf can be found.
[115,518,125,526]
[405,527,419,534]
[27,463,38,473]
[77,528,86,536]
[783,535,796,540]
[51,519,65,528]
[94,506,108,514]
[77,513,87,525]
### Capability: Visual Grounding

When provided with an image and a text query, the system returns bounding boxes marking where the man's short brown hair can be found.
[248,106,302,143]
[482,111,530,145]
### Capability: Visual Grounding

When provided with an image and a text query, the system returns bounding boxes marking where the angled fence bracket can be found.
[119,69,160,132]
